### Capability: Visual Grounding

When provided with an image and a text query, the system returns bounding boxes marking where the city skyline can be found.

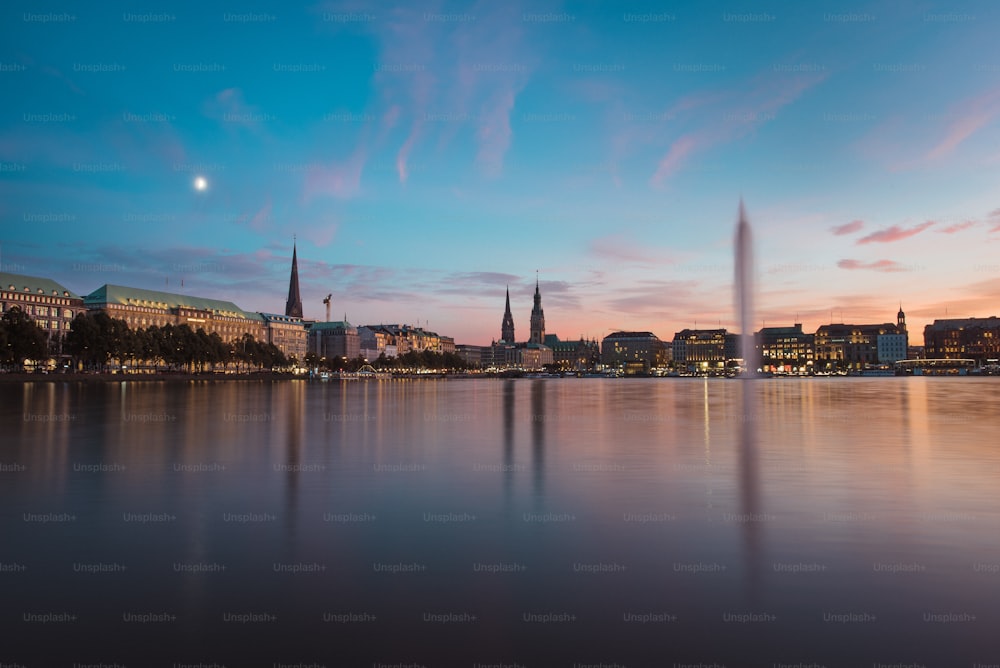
[3,0,1000,344]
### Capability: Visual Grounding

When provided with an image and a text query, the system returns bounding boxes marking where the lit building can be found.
[488,282,553,370]
[454,344,484,367]
[602,331,666,373]
[544,334,599,371]
[308,320,360,361]
[672,329,728,370]
[84,284,268,342]
[814,309,907,371]
[260,312,307,361]
[924,316,1000,367]
[756,324,814,372]
[0,271,86,357]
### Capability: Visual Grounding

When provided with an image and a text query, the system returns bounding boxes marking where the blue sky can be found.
[2,0,1000,344]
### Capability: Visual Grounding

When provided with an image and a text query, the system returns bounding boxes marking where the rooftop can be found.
[85,284,258,320]
[0,271,80,299]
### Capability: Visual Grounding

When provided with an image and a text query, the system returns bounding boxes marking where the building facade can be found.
[544,334,599,371]
[260,313,307,361]
[0,272,86,357]
[924,316,1000,366]
[672,329,728,370]
[84,284,268,342]
[602,331,665,373]
[308,321,361,361]
[756,324,814,373]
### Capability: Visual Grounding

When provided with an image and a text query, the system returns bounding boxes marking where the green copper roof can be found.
[308,320,355,331]
[85,284,258,320]
[0,271,80,299]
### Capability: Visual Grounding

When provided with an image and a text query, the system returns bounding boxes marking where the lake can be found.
[2,377,999,666]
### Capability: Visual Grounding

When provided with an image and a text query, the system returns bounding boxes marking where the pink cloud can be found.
[651,135,699,185]
[303,151,365,201]
[396,130,418,184]
[857,221,934,245]
[588,234,664,265]
[831,220,864,236]
[837,259,907,272]
[925,87,1000,162]
[250,198,271,232]
[939,220,976,234]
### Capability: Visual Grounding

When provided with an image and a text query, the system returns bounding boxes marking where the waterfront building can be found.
[923,316,1000,366]
[756,324,814,373]
[307,320,360,361]
[602,331,666,373]
[84,284,267,342]
[0,271,86,358]
[814,310,907,371]
[544,334,599,371]
[488,282,553,370]
[454,344,484,367]
[672,329,728,370]
[260,312,307,361]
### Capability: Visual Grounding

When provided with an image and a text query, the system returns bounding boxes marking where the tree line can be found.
[303,349,470,371]
[2,306,472,373]
[64,311,288,372]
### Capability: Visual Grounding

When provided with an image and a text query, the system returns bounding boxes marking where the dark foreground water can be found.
[2,377,1000,667]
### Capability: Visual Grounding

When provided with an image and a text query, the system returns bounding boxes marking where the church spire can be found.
[529,274,545,345]
[285,238,304,318]
[501,285,515,343]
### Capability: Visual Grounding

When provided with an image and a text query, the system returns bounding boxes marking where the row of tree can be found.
[0,307,49,367]
[64,311,289,372]
[302,349,470,372]
[2,307,474,373]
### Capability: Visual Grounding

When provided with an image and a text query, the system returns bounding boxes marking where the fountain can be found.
[734,199,757,376]
[735,199,761,602]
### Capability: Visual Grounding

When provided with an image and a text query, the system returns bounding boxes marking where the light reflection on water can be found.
[2,377,1000,665]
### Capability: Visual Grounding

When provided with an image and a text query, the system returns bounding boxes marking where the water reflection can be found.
[531,379,545,502]
[502,379,514,502]
[738,378,761,603]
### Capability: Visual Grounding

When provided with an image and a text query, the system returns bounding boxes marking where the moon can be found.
[193,175,208,192]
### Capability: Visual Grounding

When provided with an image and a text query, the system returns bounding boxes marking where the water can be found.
[2,378,1000,666]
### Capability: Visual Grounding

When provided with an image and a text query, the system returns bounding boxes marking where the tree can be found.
[0,307,48,368]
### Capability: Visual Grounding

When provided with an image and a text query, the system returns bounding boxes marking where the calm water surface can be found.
[2,378,1000,666]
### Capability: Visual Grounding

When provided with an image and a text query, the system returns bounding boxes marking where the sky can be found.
[2,0,1000,345]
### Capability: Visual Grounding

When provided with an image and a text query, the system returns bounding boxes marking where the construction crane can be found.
[323,294,332,322]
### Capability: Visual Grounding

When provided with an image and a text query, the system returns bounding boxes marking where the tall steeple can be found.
[897,304,906,332]
[501,286,515,342]
[529,273,545,344]
[285,238,303,318]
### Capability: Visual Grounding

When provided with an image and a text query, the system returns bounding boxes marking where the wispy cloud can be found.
[989,208,1000,233]
[303,150,366,201]
[857,221,934,245]
[327,0,533,182]
[837,259,908,272]
[650,69,827,186]
[938,221,976,234]
[924,87,1000,162]
[588,234,666,265]
[832,220,864,236]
